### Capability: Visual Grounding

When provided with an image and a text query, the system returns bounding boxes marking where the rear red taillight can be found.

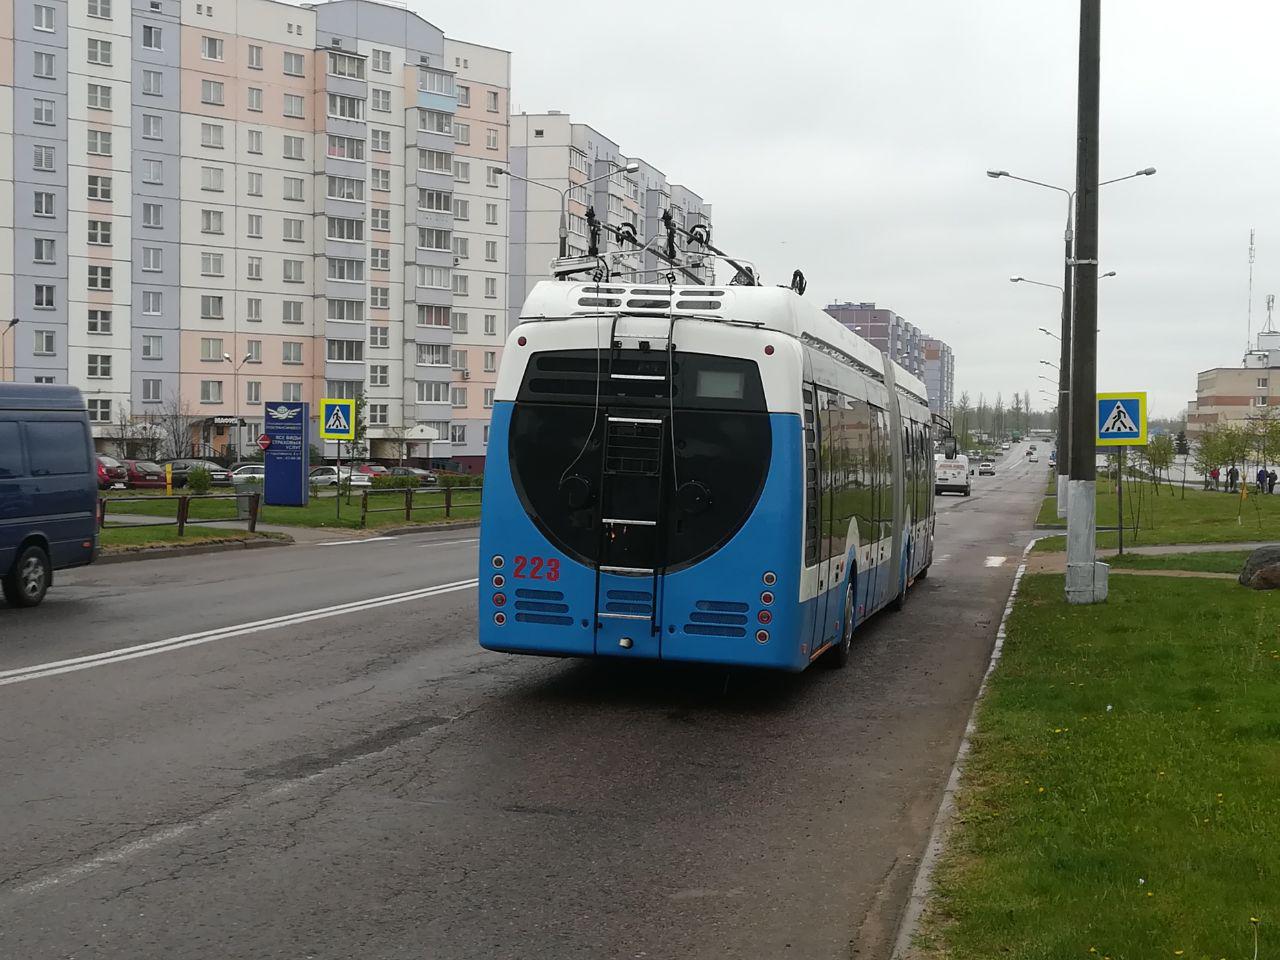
[493,593,506,607]
[760,591,774,605]
[755,629,769,644]
[494,612,506,625]
[758,610,772,624]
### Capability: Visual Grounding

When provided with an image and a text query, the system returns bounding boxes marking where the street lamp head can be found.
[1099,270,1117,279]
[494,168,508,176]
[622,161,640,173]
[222,352,232,362]
[986,170,1008,179]
[1009,276,1024,283]
[1039,359,1057,367]
[1139,166,1156,176]
[5,317,18,329]
[241,351,254,363]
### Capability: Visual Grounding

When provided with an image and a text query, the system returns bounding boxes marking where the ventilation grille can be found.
[604,588,652,616]
[683,600,748,638]
[605,420,662,476]
[514,588,572,626]
[574,287,725,313]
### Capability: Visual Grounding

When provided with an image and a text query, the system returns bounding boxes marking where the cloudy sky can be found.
[404,0,1279,417]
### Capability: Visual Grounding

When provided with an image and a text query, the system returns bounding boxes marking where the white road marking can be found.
[0,579,478,688]
[422,539,479,547]
[316,536,396,546]
[984,556,1008,568]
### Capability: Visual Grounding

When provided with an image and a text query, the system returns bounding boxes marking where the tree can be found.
[1023,390,1032,432]
[1010,393,1024,435]
[1147,433,1175,492]
[342,393,369,461]
[953,391,972,447]
[157,393,195,461]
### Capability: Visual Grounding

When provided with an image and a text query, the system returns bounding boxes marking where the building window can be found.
[485,240,498,262]
[142,158,163,183]
[417,344,449,366]
[247,129,262,154]
[87,130,112,156]
[367,403,388,426]
[485,128,499,150]
[34,192,55,217]
[418,305,449,328]
[419,149,451,173]
[33,238,55,263]
[452,274,469,296]
[87,265,112,290]
[87,38,113,65]
[142,69,162,95]
[1258,377,1269,388]
[34,329,55,355]
[88,84,113,111]
[327,299,364,322]
[282,382,302,402]
[327,176,364,201]
[200,36,223,60]
[421,110,452,135]
[246,298,262,321]
[418,266,449,290]
[483,388,495,408]
[247,44,262,69]
[34,3,54,29]
[451,424,466,445]
[369,248,389,270]
[484,313,497,335]
[483,425,490,445]
[201,165,224,191]
[246,173,262,198]
[33,145,54,171]
[369,287,389,309]
[418,189,451,213]
[454,122,470,146]
[283,94,305,119]
[369,326,389,348]
[200,380,223,403]
[453,198,470,220]
[281,214,303,241]
[485,202,499,225]
[419,228,451,251]
[34,285,55,309]
[328,135,365,160]
[371,208,390,231]
[371,48,391,72]
[34,51,55,78]
[283,176,304,201]
[87,310,111,334]
[484,350,496,372]
[451,348,468,371]
[88,399,111,423]
[484,277,498,299]
[451,311,468,333]
[327,93,364,120]
[142,379,162,403]
[200,209,223,234]
[418,68,453,95]
[141,246,161,270]
[84,220,112,246]
[246,213,262,237]
[283,259,304,283]
[371,128,390,152]
[371,88,391,112]
[282,341,303,364]
[328,51,365,79]
[417,384,447,404]
[369,365,388,387]
[87,354,112,378]
[246,87,262,111]
[371,168,390,192]
[326,339,364,362]
[88,0,111,16]
[142,291,162,315]
[282,301,303,324]
[246,340,262,362]
[246,381,261,404]
[199,336,224,361]
[327,258,364,282]
[325,380,362,400]
[33,98,54,125]
[485,165,503,188]
[451,387,467,407]
[200,79,224,105]
[1257,396,1270,407]
[200,123,224,148]
[33,377,55,384]
[200,251,224,276]
[456,84,470,107]
[453,236,470,259]
[283,51,305,77]
[453,159,471,182]
[486,90,499,112]
[141,335,162,359]
[327,217,364,242]
[138,114,162,140]
[200,295,224,319]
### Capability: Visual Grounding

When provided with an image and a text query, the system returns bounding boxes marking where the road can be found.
[0,445,1044,960]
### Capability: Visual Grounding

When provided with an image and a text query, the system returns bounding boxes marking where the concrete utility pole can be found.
[1057,199,1074,517]
[1066,0,1106,604]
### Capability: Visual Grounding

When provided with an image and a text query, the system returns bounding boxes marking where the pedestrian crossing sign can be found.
[319,397,356,441]
[1096,392,1147,446]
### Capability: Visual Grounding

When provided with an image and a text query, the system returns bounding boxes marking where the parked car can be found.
[231,464,265,479]
[353,463,390,476]
[1029,454,1040,463]
[96,454,127,490]
[308,466,372,488]
[122,459,167,489]
[386,465,437,486]
[162,458,232,486]
[1001,442,1011,451]
[978,461,996,476]
[0,384,98,607]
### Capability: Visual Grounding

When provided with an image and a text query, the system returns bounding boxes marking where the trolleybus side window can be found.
[874,407,892,539]
[803,387,819,566]
[818,389,839,563]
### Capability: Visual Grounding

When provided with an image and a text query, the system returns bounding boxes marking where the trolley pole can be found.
[1065,0,1107,604]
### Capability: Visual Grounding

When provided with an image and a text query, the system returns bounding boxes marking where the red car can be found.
[97,455,127,490]
[123,459,167,489]
[354,462,390,476]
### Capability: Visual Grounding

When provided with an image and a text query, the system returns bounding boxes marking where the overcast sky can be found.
[403,0,1280,418]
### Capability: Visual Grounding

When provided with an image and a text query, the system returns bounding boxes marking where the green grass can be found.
[1102,550,1255,574]
[1035,484,1280,550]
[917,574,1280,959]
[99,524,274,551]
[102,489,481,530]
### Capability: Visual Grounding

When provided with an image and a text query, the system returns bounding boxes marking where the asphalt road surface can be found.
[0,445,1044,960]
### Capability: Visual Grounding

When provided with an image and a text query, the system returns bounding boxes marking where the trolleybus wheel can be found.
[826,582,855,669]
[892,567,910,613]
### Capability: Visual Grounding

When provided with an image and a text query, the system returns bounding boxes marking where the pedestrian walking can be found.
[1229,465,1240,492]
[1270,469,1277,495]
[1210,466,1220,490]
[1258,466,1269,493]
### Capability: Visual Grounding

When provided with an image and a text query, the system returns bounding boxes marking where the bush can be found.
[371,475,419,490]
[438,473,483,489]
[188,466,212,494]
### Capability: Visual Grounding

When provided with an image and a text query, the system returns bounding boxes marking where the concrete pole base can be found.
[1065,479,1107,604]
[1055,473,1068,519]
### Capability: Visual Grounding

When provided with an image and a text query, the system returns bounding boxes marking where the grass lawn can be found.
[917,574,1280,960]
[1103,550,1256,575]
[99,524,277,551]
[102,489,481,530]
[1035,484,1280,550]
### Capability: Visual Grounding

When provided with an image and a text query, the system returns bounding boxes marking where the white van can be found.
[935,455,972,496]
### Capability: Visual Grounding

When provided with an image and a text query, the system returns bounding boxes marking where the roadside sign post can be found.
[263,402,309,507]
[1096,391,1148,559]
[319,398,357,522]
[164,462,172,496]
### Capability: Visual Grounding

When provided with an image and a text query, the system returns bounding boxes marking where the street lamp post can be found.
[1,318,18,382]
[222,351,253,463]
[499,159,640,260]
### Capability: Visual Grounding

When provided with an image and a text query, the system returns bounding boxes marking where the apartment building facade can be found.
[0,0,509,469]
[509,111,713,333]
[824,302,955,416]
[921,336,954,418]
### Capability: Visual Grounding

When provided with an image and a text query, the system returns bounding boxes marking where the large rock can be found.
[1239,545,1280,589]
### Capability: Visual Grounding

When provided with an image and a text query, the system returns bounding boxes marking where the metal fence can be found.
[358,486,481,528]
[98,493,261,536]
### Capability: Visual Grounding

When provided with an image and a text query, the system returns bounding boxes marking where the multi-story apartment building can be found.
[1186,330,1280,440]
[509,111,713,334]
[0,0,509,470]
[824,301,954,416]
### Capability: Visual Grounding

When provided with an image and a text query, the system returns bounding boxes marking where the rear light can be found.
[760,591,774,605]
[494,612,506,625]
[517,335,527,346]
[493,593,506,607]
[758,610,772,625]
[762,571,777,586]
[492,555,505,569]
[492,574,505,588]
[755,629,769,644]
[764,344,774,356]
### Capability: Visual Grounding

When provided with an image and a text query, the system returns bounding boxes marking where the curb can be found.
[372,519,479,538]
[97,537,289,565]
[889,535,1040,959]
